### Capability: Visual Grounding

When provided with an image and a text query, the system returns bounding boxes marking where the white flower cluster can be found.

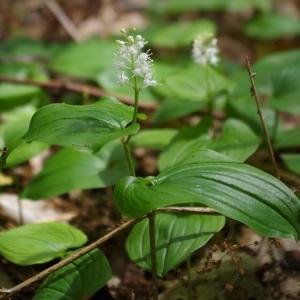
[115,30,157,88]
[192,33,219,66]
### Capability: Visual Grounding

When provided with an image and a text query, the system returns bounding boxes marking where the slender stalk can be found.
[121,137,136,176]
[132,78,140,125]
[205,66,216,138]
[0,218,140,300]
[245,57,280,179]
[187,257,193,300]
[148,211,158,300]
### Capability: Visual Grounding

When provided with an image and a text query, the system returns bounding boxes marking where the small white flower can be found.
[115,30,157,88]
[117,72,129,85]
[192,33,219,66]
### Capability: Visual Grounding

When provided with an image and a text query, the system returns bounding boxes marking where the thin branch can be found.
[43,0,83,43]
[0,218,140,300]
[157,207,219,215]
[0,75,157,110]
[245,57,280,179]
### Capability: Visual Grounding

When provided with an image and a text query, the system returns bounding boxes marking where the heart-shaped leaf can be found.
[159,119,259,170]
[114,158,300,240]
[23,98,138,152]
[22,141,130,199]
[0,223,87,265]
[33,249,112,300]
[126,213,225,276]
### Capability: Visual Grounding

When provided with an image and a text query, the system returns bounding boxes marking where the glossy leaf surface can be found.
[33,249,112,300]
[23,98,138,152]
[127,213,225,276]
[0,223,87,265]
[114,160,300,239]
[22,141,129,199]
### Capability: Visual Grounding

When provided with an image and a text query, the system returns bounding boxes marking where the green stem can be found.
[148,210,158,300]
[205,66,216,138]
[121,138,136,176]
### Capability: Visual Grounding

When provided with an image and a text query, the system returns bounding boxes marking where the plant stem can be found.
[121,137,136,176]
[148,210,159,300]
[187,256,193,300]
[245,57,280,179]
[132,78,140,125]
[205,66,216,138]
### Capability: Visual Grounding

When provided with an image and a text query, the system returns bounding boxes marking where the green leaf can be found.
[152,100,202,125]
[154,64,232,102]
[0,223,87,265]
[227,96,277,135]
[269,90,300,115]
[0,105,48,167]
[22,141,130,199]
[130,129,178,150]
[0,62,48,112]
[126,213,225,276]
[50,39,115,80]
[244,13,300,40]
[281,154,300,175]
[33,249,112,300]
[150,0,271,14]
[159,119,259,170]
[275,127,300,149]
[114,161,300,239]
[23,98,138,152]
[145,20,216,48]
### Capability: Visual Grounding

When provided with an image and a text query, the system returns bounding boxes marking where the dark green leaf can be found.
[0,105,48,167]
[269,91,300,115]
[154,65,232,102]
[159,119,259,170]
[33,249,112,300]
[0,223,87,265]
[130,129,178,150]
[146,20,216,48]
[281,154,300,175]
[23,98,138,152]
[22,141,130,199]
[114,160,300,239]
[127,213,225,276]
[245,13,300,40]
[50,39,115,80]
[150,0,271,14]
[152,100,202,125]
[275,127,300,149]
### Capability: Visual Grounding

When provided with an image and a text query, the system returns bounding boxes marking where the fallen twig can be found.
[0,75,157,110]
[43,0,83,42]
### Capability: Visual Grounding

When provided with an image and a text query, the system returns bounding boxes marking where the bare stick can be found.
[0,218,140,300]
[0,75,157,110]
[43,0,83,42]
[148,211,159,300]
[157,207,218,215]
[245,57,280,179]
